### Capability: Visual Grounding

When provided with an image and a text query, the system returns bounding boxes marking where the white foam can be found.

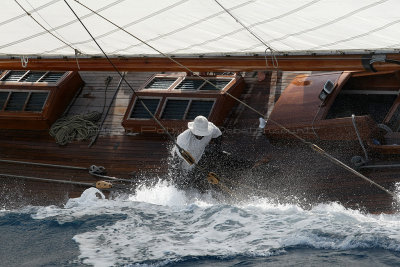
[24,182,400,266]
[128,180,188,207]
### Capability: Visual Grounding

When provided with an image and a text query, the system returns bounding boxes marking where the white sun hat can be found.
[188,115,213,136]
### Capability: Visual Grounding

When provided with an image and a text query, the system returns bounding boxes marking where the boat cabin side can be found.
[265,70,400,154]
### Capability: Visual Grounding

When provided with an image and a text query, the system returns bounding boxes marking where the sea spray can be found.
[28,182,395,266]
[3,181,400,266]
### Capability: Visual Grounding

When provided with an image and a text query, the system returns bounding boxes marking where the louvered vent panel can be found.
[40,72,65,83]
[200,79,231,90]
[175,79,204,90]
[3,71,27,82]
[186,100,214,120]
[5,92,29,111]
[145,78,176,89]
[130,98,160,119]
[25,92,49,111]
[161,99,189,119]
[0,92,9,110]
[20,72,46,82]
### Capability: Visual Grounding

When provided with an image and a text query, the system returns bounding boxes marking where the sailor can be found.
[174,115,222,171]
[171,116,271,191]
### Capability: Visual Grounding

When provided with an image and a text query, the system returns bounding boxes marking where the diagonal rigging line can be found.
[14,0,76,51]
[63,0,188,157]
[168,0,322,54]
[213,0,278,68]
[310,17,400,50]
[214,0,274,51]
[241,0,390,52]
[45,0,191,54]
[74,0,397,198]
[24,0,71,50]
[0,0,125,51]
[0,0,60,28]
[108,0,254,55]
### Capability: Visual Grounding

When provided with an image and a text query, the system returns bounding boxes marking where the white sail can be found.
[0,0,399,58]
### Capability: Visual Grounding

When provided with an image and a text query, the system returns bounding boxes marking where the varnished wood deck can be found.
[1,70,399,214]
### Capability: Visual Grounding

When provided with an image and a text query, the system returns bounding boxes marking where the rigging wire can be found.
[24,0,70,46]
[240,0,389,53]
[0,0,60,28]
[108,0,254,55]
[46,0,191,54]
[0,0,124,51]
[63,0,195,166]
[214,0,278,69]
[67,0,397,198]
[167,0,322,55]
[14,0,77,53]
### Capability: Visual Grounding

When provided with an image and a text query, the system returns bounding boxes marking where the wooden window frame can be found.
[159,97,216,120]
[0,90,50,112]
[127,96,163,120]
[122,73,245,134]
[0,70,67,85]
[0,70,84,130]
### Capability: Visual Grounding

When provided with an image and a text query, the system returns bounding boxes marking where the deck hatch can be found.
[161,99,189,119]
[186,100,214,120]
[130,98,160,119]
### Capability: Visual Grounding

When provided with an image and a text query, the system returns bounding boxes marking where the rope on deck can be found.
[49,111,102,145]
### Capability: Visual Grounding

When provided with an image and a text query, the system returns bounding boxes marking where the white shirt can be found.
[174,123,222,170]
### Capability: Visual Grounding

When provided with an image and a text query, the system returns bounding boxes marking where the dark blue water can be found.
[1,185,400,266]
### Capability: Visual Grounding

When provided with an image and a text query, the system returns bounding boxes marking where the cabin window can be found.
[186,100,214,119]
[1,70,66,83]
[175,79,204,90]
[0,70,83,130]
[129,98,161,119]
[0,91,49,112]
[25,92,49,111]
[161,99,189,119]
[0,92,8,109]
[326,93,396,123]
[40,72,65,83]
[2,71,26,82]
[144,77,177,90]
[4,92,29,111]
[160,99,215,120]
[199,79,230,90]
[173,78,232,91]
[122,73,245,133]
[20,72,46,82]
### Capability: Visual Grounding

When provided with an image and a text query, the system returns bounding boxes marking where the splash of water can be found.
[19,181,400,266]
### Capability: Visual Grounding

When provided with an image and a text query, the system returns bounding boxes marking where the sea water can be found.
[1,181,400,266]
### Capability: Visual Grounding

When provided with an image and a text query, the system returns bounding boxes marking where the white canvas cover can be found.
[0,0,399,58]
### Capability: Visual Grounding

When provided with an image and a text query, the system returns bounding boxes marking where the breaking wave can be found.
[3,181,400,266]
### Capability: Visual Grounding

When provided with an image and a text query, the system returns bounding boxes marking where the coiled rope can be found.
[49,111,102,145]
